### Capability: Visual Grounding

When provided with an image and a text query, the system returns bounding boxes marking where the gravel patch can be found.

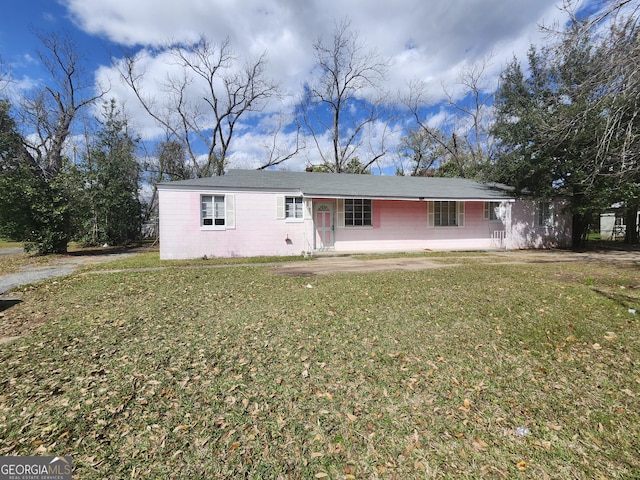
[0,250,141,295]
[0,265,77,294]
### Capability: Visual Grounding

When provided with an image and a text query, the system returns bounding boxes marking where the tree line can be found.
[0,1,638,254]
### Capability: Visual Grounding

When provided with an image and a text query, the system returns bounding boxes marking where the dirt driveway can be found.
[272,248,640,276]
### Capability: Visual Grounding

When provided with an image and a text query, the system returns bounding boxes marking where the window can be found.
[484,201,501,221]
[285,196,303,219]
[201,195,225,226]
[434,201,457,226]
[345,199,372,226]
[536,201,553,227]
[428,201,465,227]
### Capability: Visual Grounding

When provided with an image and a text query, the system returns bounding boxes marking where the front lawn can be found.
[0,257,638,478]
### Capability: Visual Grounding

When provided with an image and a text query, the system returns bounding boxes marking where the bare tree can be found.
[19,31,106,178]
[0,56,10,94]
[442,56,497,166]
[300,19,390,173]
[402,56,496,178]
[4,31,107,253]
[256,113,303,170]
[119,35,280,177]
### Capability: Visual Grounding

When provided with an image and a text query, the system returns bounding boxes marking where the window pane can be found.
[434,201,457,227]
[202,195,213,225]
[214,196,225,225]
[285,196,303,218]
[344,199,372,226]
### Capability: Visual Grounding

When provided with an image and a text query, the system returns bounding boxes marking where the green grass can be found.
[0,251,57,275]
[1,258,639,479]
[83,251,313,271]
[0,239,22,249]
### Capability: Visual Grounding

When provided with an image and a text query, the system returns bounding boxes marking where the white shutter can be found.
[304,198,312,220]
[337,199,345,228]
[225,194,235,229]
[276,196,285,219]
[457,201,465,227]
[427,201,434,227]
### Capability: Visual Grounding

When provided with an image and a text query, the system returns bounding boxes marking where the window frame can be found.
[344,198,372,227]
[201,194,234,230]
[285,196,304,222]
[536,201,554,228]
[428,201,465,227]
[484,201,502,221]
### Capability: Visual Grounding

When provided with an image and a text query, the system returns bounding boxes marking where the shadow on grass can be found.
[66,245,149,257]
[0,299,22,312]
[592,288,639,310]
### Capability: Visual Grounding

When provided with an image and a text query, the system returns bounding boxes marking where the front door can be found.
[315,203,334,250]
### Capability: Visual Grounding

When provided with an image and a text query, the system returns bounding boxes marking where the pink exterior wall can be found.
[331,200,509,252]
[159,189,573,259]
[159,189,313,259]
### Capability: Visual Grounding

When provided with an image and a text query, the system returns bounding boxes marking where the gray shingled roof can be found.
[158,169,514,201]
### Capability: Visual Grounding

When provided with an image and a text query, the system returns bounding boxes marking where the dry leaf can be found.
[472,438,488,450]
[34,444,48,454]
[344,465,356,475]
[604,332,617,341]
[517,461,527,471]
[592,343,602,350]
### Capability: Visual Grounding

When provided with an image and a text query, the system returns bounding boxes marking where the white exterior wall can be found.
[159,189,313,259]
[507,199,572,249]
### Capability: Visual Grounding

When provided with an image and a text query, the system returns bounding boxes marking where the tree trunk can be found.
[625,204,639,245]
[571,213,589,250]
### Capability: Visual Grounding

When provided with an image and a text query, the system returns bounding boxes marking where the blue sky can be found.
[1,0,600,173]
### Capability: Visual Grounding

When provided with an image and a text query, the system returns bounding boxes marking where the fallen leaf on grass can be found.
[604,332,617,341]
[34,444,48,454]
[472,438,488,451]
[517,461,527,471]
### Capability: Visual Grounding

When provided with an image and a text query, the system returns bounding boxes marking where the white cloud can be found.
[69,0,580,98]
[64,0,592,171]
